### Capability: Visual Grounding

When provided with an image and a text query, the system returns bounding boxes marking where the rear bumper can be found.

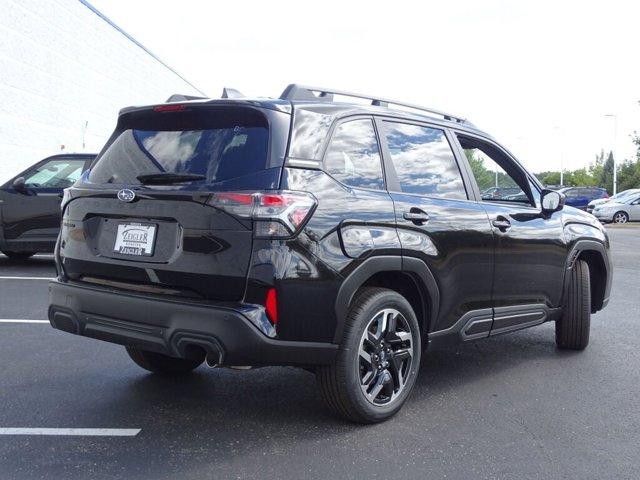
[48,280,338,366]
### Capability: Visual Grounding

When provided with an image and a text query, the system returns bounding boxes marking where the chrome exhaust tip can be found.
[205,350,222,369]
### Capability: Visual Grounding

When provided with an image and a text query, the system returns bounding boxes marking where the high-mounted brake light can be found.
[206,191,316,239]
[153,104,187,112]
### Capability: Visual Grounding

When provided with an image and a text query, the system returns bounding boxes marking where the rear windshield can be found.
[88,107,271,187]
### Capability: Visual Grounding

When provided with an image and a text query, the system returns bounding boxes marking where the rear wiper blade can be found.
[136,173,206,184]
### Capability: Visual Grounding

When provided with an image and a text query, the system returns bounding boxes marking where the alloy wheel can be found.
[614,212,628,224]
[358,308,414,406]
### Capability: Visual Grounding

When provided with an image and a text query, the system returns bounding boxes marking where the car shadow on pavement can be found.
[1,324,588,480]
[103,324,570,432]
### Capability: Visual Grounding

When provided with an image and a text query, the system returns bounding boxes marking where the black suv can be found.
[48,85,612,423]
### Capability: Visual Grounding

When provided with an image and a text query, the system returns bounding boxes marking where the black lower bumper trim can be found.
[48,280,338,366]
[0,238,56,253]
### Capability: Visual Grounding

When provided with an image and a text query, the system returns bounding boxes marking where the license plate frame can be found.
[113,222,157,257]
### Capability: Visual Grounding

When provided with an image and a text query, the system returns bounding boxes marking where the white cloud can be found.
[87,0,640,173]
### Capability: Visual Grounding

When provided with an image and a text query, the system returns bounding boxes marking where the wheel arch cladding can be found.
[566,240,610,313]
[333,256,439,344]
[577,250,607,313]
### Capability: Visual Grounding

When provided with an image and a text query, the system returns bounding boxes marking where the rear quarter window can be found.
[323,118,384,190]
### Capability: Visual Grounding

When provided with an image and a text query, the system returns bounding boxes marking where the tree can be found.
[465,150,495,191]
[570,168,598,187]
[616,133,640,191]
[541,171,561,185]
[593,151,615,194]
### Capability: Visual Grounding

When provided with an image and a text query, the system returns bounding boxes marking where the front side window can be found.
[384,122,467,199]
[323,119,384,190]
[458,134,533,206]
[23,159,84,189]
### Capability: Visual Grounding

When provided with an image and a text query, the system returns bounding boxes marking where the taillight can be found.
[265,287,278,324]
[207,191,316,239]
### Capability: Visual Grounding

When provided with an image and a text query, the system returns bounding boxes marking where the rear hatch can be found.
[60,102,290,301]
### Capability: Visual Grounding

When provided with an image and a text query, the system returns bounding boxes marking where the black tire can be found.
[125,346,204,374]
[2,251,35,260]
[556,259,591,350]
[317,287,421,423]
[613,211,629,224]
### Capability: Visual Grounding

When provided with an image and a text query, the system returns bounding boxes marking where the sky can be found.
[89,0,640,174]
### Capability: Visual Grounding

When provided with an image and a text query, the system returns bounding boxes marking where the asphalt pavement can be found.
[0,226,639,480]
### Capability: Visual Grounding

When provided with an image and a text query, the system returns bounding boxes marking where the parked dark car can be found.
[559,187,608,211]
[48,85,612,423]
[0,153,95,259]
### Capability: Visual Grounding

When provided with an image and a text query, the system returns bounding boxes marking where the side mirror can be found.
[12,176,26,192]
[541,189,564,213]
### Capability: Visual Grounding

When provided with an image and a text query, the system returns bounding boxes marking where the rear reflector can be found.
[265,288,278,325]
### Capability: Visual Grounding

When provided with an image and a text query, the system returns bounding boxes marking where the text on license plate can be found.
[113,223,157,256]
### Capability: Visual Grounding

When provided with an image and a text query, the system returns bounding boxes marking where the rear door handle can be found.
[492,218,511,230]
[403,211,430,225]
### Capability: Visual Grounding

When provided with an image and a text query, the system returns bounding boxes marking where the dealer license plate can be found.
[113,223,157,256]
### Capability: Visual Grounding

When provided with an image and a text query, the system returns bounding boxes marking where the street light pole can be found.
[605,114,618,195]
[554,126,564,186]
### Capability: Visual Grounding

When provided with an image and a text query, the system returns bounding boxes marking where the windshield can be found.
[88,107,270,187]
[615,190,639,200]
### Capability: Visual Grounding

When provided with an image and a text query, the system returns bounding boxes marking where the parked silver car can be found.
[587,188,640,213]
[592,193,640,223]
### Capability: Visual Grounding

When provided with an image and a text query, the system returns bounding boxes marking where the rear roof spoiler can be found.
[165,88,245,103]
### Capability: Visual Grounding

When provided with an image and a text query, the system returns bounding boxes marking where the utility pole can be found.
[605,114,618,195]
[81,121,88,150]
[554,126,564,186]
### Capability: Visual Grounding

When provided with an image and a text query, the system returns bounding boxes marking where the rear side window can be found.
[564,189,578,198]
[323,119,384,190]
[88,107,270,187]
[384,122,467,199]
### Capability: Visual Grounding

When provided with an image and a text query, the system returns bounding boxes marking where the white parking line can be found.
[0,428,141,436]
[0,319,49,324]
[0,276,54,280]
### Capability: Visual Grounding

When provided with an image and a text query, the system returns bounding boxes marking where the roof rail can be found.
[279,84,468,124]
[166,94,208,102]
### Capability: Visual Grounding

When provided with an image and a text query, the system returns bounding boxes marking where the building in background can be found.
[0,0,205,182]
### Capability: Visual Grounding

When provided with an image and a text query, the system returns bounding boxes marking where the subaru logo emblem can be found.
[117,189,135,202]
